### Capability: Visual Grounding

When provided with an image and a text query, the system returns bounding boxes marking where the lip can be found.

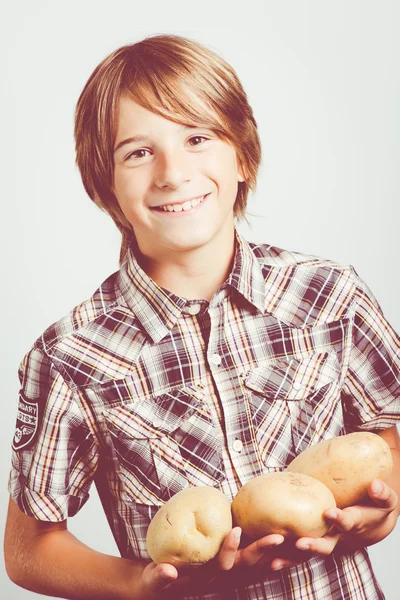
[151,193,211,216]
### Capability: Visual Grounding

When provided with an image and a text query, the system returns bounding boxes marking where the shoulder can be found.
[248,239,352,272]
[247,239,361,327]
[27,268,144,387]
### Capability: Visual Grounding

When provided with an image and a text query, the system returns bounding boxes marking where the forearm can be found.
[9,527,145,600]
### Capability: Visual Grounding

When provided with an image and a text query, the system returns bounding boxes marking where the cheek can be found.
[219,159,242,197]
[206,147,240,190]
[113,172,143,212]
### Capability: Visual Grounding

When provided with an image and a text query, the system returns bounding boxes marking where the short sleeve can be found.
[8,346,100,521]
[341,268,400,431]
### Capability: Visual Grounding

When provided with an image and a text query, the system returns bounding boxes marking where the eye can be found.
[188,135,209,147]
[125,148,151,160]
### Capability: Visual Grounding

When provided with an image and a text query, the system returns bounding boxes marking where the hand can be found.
[292,479,399,561]
[220,478,399,573]
[171,527,319,586]
[138,527,285,595]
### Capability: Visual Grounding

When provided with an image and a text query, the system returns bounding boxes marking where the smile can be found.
[152,194,209,214]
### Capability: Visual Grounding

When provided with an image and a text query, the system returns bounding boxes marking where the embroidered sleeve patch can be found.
[12,392,40,451]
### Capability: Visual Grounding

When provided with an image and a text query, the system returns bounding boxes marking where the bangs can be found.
[117,39,243,142]
[126,75,226,134]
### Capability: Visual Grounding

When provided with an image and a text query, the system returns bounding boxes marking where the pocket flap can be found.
[103,385,203,439]
[244,351,340,401]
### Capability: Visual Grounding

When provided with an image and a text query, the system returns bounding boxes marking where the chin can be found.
[172,232,214,252]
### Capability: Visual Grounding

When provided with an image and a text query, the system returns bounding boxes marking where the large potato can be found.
[146,486,232,566]
[287,432,393,508]
[231,471,336,539]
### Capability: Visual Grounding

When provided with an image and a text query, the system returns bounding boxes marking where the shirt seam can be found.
[9,469,90,500]
[38,298,131,356]
[35,346,103,449]
[339,266,361,402]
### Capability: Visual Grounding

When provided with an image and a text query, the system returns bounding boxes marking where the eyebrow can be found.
[113,125,207,154]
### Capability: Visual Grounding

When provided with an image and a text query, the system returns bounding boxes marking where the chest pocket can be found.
[103,385,225,506]
[244,351,342,470]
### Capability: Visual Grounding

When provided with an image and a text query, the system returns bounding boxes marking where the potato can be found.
[146,486,232,566]
[231,471,336,539]
[287,432,393,508]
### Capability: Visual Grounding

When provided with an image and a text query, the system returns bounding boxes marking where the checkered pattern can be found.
[8,229,399,599]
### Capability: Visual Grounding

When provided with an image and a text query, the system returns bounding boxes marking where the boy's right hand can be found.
[134,527,287,597]
[135,560,179,598]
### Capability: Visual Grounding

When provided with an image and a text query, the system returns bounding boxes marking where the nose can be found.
[154,149,192,189]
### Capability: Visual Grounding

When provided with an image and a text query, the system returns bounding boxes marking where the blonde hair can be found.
[74,34,262,264]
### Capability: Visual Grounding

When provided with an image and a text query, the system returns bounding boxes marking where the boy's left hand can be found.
[274,478,399,571]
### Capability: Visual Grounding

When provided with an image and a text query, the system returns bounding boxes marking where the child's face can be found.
[112,96,245,259]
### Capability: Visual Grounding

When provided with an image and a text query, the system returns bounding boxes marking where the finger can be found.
[270,558,298,571]
[234,534,285,568]
[217,527,242,570]
[295,531,341,556]
[254,533,285,550]
[369,480,399,511]
[324,507,361,532]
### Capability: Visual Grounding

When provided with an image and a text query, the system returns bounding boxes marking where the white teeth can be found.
[161,195,205,212]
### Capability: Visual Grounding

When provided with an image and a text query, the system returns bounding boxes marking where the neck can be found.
[137,229,237,302]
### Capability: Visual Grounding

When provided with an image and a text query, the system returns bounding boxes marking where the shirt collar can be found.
[228,229,266,314]
[118,228,266,343]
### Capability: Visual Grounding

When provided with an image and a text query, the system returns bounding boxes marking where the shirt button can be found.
[187,303,201,315]
[232,439,243,453]
[153,417,163,428]
[211,353,222,366]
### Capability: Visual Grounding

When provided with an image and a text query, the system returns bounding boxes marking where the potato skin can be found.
[231,471,336,539]
[146,486,232,566]
[287,432,393,508]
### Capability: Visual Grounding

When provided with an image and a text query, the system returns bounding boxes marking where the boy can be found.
[4,34,400,600]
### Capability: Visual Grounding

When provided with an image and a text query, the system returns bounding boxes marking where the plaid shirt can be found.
[9,229,400,599]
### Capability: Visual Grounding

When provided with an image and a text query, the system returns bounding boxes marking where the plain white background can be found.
[1,1,399,598]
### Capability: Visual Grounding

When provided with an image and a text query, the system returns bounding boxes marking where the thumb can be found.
[143,562,178,596]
